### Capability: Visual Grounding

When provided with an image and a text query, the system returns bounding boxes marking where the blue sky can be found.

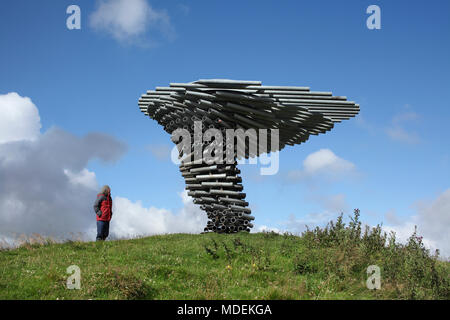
[0,0,449,254]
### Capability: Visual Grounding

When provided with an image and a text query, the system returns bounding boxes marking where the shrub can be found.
[298,209,450,299]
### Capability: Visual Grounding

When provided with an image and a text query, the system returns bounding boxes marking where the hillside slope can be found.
[1,215,449,300]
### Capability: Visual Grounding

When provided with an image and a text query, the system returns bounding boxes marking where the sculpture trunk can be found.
[181,159,252,233]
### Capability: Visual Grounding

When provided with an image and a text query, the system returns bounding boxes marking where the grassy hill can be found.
[1,213,449,300]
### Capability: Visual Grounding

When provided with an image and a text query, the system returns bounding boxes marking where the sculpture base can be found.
[180,160,254,233]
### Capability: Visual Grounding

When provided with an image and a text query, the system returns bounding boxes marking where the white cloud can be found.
[415,189,450,239]
[382,222,438,254]
[108,190,207,238]
[0,92,41,143]
[64,168,98,190]
[287,149,356,182]
[255,225,281,234]
[414,189,450,256]
[303,149,355,175]
[89,0,175,43]
[382,189,450,258]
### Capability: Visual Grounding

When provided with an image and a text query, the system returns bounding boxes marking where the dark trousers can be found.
[96,221,110,241]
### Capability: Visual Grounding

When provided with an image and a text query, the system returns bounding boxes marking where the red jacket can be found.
[93,193,113,222]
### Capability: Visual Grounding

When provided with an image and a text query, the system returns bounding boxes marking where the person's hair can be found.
[100,185,110,195]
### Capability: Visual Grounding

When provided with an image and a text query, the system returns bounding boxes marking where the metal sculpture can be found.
[138,79,359,233]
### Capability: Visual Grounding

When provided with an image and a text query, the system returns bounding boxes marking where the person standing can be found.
[93,185,113,241]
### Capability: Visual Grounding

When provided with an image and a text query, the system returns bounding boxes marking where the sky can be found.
[0,0,449,257]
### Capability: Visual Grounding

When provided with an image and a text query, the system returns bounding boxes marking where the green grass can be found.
[1,212,449,300]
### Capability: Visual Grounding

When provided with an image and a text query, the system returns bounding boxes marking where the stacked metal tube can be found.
[181,163,253,233]
[138,79,359,233]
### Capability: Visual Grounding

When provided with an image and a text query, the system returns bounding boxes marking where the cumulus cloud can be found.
[287,149,356,182]
[415,189,450,243]
[64,168,98,190]
[107,190,207,238]
[383,189,450,258]
[0,92,207,245]
[303,149,355,175]
[0,92,41,143]
[382,222,438,253]
[89,0,175,43]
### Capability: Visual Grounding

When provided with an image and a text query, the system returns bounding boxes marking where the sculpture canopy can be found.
[139,79,359,157]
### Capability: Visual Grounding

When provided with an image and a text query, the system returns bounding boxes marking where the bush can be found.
[298,209,450,299]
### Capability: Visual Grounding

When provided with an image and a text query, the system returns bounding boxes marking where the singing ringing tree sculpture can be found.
[138,79,359,233]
